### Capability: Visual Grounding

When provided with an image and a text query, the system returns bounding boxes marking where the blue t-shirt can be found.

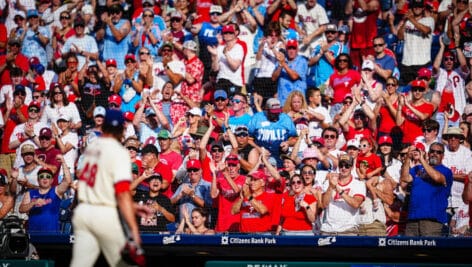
[28,187,62,232]
[308,41,343,88]
[248,112,297,167]
[229,113,252,132]
[276,55,308,106]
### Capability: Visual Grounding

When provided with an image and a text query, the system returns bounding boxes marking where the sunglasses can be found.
[33,95,42,99]
[39,136,51,141]
[38,173,53,179]
[210,12,221,16]
[236,133,248,137]
[386,83,396,87]
[399,152,408,157]
[9,43,21,47]
[60,16,70,20]
[171,18,181,22]
[14,91,26,96]
[325,31,337,35]
[373,43,385,47]
[143,14,154,17]
[339,163,351,169]
[222,31,234,35]
[338,59,348,63]
[411,87,425,92]
[227,163,238,167]
[323,134,336,139]
[126,146,138,152]
[125,59,135,64]
[302,171,314,175]
[187,168,200,173]
[109,103,119,108]
[215,97,226,102]
[291,180,303,185]
[54,91,62,95]
[140,51,150,55]
[21,152,34,157]
[232,99,245,104]
[212,148,224,153]
[429,149,444,155]
[14,16,25,21]
[343,101,352,105]
[444,56,455,61]
[423,128,435,133]
[110,10,121,15]
[28,108,40,113]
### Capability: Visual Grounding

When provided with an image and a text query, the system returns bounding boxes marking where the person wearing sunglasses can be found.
[102,4,131,70]
[418,119,440,151]
[400,142,453,236]
[131,8,161,61]
[227,125,260,175]
[432,36,469,138]
[61,16,99,70]
[396,79,435,143]
[18,155,72,233]
[320,154,366,236]
[171,159,212,224]
[277,174,317,236]
[441,127,472,231]
[371,36,397,88]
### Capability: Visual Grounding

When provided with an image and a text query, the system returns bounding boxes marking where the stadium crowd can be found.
[1,0,472,238]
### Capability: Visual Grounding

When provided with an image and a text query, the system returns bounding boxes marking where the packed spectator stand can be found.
[2,0,472,258]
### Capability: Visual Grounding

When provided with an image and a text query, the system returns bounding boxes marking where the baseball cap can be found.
[361,59,375,71]
[311,136,325,147]
[187,159,202,169]
[147,172,163,182]
[346,138,360,149]
[326,24,338,32]
[211,140,224,150]
[378,135,393,146]
[74,16,85,27]
[14,11,26,19]
[214,89,227,100]
[187,107,202,117]
[104,108,124,128]
[145,107,156,117]
[14,84,26,95]
[157,129,172,139]
[339,154,354,166]
[409,0,424,8]
[8,37,22,46]
[93,106,106,117]
[265,98,282,113]
[338,25,350,34]
[170,11,183,19]
[413,140,426,151]
[190,126,208,139]
[160,42,174,52]
[222,25,235,34]
[280,153,296,164]
[302,147,319,161]
[249,170,267,181]
[417,67,432,79]
[183,40,198,51]
[39,127,53,138]
[125,53,136,62]
[57,114,71,122]
[29,56,40,67]
[286,39,298,49]
[28,101,41,109]
[123,111,134,121]
[410,79,427,89]
[21,144,36,154]
[209,5,223,14]
[0,169,7,186]
[82,4,94,15]
[234,126,249,136]
[225,154,239,165]
[38,167,53,175]
[124,137,140,150]
[27,9,39,18]
[108,94,122,106]
[106,59,117,68]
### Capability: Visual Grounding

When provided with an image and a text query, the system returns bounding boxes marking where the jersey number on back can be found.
[79,163,98,187]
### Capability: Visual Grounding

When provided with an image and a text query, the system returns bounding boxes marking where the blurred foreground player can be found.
[70,109,150,267]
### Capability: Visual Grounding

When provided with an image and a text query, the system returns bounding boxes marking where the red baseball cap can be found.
[378,135,393,145]
[28,101,41,109]
[106,58,117,67]
[286,39,298,49]
[222,25,235,34]
[108,94,122,106]
[225,154,239,165]
[410,79,427,89]
[124,53,136,62]
[123,111,134,121]
[186,159,201,169]
[249,170,267,181]
[417,67,432,79]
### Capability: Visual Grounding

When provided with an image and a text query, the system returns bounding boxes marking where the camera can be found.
[0,215,30,259]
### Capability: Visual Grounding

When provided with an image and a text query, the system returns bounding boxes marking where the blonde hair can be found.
[282,91,307,113]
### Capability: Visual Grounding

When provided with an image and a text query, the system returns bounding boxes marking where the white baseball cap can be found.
[93,106,106,117]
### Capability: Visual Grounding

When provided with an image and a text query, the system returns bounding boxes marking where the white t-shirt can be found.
[443,145,472,208]
[402,16,435,66]
[58,131,79,176]
[9,121,48,168]
[40,103,82,128]
[216,43,244,87]
[0,84,33,106]
[434,67,469,117]
[295,3,329,57]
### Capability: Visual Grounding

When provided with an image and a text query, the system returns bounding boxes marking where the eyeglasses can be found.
[343,101,352,105]
[171,18,181,22]
[423,128,435,133]
[325,31,337,35]
[143,14,154,17]
[21,152,34,157]
[215,97,226,102]
[302,170,314,175]
[212,148,224,153]
[236,133,248,137]
[386,83,396,87]
[140,51,150,55]
[411,87,425,92]
[339,163,351,169]
[373,43,385,47]
[210,12,221,16]
[187,168,200,173]
[38,173,52,179]
[323,134,336,139]
[39,136,51,141]
[60,16,70,20]
[444,56,455,61]
[291,180,303,185]
[429,149,444,155]
[28,107,40,113]
[232,99,245,104]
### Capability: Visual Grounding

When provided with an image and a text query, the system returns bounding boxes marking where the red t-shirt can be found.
[400,101,435,143]
[281,192,316,231]
[0,53,29,85]
[329,70,361,104]
[1,105,28,154]
[214,173,246,232]
[356,152,382,176]
[344,125,374,142]
[239,191,277,233]
[35,147,62,186]
[378,100,398,134]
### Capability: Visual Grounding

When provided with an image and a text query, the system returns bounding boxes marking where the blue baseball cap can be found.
[214,89,227,100]
[104,109,124,128]
[27,9,39,18]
